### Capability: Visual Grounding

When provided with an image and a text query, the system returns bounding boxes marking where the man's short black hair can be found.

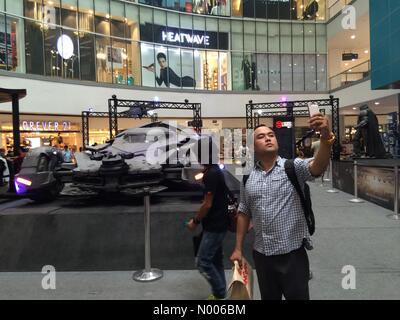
[254,124,274,132]
[157,52,166,61]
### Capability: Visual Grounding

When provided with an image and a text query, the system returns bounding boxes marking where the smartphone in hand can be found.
[308,102,320,117]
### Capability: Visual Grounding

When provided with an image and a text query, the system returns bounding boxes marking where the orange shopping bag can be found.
[228,257,254,300]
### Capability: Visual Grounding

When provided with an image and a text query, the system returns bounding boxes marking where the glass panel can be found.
[192,0,208,15]
[256,22,267,52]
[231,52,244,91]
[193,49,204,90]
[255,53,268,91]
[281,54,292,91]
[209,0,230,16]
[181,48,194,89]
[268,22,279,53]
[79,32,96,81]
[1,16,24,72]
[125,4,139,41]
[96,35,112,83]
[0,13,6,70]
[24,18,44,75]
[193,15,204,31]
[167,11,179,29]
[43,0,61,27]
[166,46,183,88]
[219,51,229,90]
[231,0,242,17]
[243,0,254,18]
[316,0,326,21]
[293,54,304,91]
[268,54,280,91]
[317,53,327,91]
[0,0,3,11]
[78,0,94,32]
[280,23,292,53]
[218,19,229,50]
[110,1,125,38]
[141,42,155,87]
[111,39,127,84]
[44,26,62,77]
[292,23,303,53]
[255,0,266,19]
[24,0,43,20]
[304,23,316,53]
[231,20,243,51]
[94,0,110,36]
[305,53,316,91]
[243,21,255,52]
[180,14,192,29]
[267,0,279,19]
[61,0,78,29]
[316,23,326,53]
[139,7,152,42]
[5,0,24,15]
[127,40,141,85]
[206,51,219,90]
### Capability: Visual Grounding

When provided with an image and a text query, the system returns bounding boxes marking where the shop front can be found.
[0,113,81,153]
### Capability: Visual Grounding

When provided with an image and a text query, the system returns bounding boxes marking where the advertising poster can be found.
[332,160,354,195]
[357,166,395,211]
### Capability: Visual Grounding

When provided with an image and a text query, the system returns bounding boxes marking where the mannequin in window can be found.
[241,56,252,89]
[211,0,221,15]
[303,0,319,20]
[143,52,196,88]
[251,60,258,90]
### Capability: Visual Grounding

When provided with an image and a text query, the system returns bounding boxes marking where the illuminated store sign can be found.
[140,23,229,50]
[161,31,210,46]
[275,120,293,129]
[21,121,72,131]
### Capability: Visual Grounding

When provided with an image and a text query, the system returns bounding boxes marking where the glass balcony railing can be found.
[327,0,353,20]
[329,60,370,90]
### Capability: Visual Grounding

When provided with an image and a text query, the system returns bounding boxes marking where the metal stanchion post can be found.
[133,187,163,282]
[326,161,339,193]
[387,165,400,220]
[323,160,331,182]
[349,160,364,203]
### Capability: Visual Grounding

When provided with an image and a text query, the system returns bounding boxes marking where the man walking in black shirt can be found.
[187,139,229,300]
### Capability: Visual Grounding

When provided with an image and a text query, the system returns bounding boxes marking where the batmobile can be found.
[14,122,209,202]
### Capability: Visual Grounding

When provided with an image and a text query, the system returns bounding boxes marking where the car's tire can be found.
[29,181,64,203]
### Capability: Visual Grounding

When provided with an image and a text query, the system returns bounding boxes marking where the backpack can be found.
[242,159,315,236]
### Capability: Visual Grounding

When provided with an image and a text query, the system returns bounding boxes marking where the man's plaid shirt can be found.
[238,156,314,256]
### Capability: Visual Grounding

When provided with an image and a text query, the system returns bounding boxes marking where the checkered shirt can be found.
[238,156,314,256]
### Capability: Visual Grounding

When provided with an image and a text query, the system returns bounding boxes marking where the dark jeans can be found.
[253,246,310,300]
[196,231,227,299]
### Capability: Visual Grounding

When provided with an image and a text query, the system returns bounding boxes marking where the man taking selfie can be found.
[230,112,335,300]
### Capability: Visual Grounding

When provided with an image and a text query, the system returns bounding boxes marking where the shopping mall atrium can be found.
[0,0,399,303]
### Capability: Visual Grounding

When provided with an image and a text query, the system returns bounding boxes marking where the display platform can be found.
[0,194,254,272]
[333,159,400,212]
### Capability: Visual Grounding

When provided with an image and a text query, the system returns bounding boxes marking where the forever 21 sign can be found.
[21,121,72,131]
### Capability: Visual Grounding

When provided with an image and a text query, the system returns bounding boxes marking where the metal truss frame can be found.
[82,95,202,148]
[245,95,340,160]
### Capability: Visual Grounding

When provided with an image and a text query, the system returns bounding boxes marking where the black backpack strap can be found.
[243,174,250,187]
[284,159,308,216]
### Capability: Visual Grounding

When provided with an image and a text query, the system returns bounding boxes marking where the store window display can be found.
[143,51,196,88]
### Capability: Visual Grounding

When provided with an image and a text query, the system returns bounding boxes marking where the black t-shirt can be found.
[201,165,229,233]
